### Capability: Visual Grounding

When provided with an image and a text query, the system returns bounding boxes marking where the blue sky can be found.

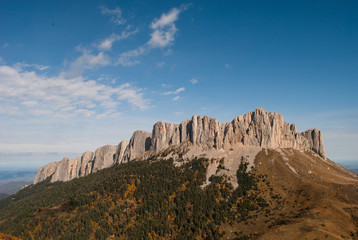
[0,0,357,169]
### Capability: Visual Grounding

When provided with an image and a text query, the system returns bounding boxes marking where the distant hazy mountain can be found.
[0,181,31,195]
[0,169,36,195]
[0,170,37,182]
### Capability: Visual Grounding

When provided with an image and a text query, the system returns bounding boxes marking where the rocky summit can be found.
[34,107,326,184]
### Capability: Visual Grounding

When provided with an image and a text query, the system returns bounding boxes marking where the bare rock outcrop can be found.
[34,107,326,184]
[33,162,60,184]
[115,140,129,164]
[33,145,116,184]
[301,128,326,159]
[51,157,81,182]
[150,107,326,159]
[79,151,95,177]
[92,145,118,173]
[123,130,152,162]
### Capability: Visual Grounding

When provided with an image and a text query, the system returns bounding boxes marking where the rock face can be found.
[33,145,118,184]
[79,151,95,177]
[150,107,326,159]
[33,162,60,184]
[122,130,152,163]
[115,140,129,164]
[92,145,118,173]
[33,108,327,184]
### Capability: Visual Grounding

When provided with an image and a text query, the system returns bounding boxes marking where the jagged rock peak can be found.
[33,108,326,184]
[150,107,326,159]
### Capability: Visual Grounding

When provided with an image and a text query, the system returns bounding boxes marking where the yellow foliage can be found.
[169,192,176,201]
[179,183,187,191]
[0,233,20,240]
[124,180,136,199]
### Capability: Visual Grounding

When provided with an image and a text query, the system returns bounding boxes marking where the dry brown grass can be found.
[223,148,358,240]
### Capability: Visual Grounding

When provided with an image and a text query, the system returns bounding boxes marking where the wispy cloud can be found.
[2,43,9,48]
[0,64,150,119]
[69,12,137,72]
[190,77,198,84]
[70,49,110,76]
[172,96,180,101]
[100,6,126,25]
[163,87,185,95]
[116,5,188,67]
[97,27,138,51]
[14,62,49,71]
[0,56,4,64]
[116,46,145,66]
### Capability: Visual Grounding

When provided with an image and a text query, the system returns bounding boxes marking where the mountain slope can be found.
[0,156,270,239]
[0,148,357,239]
[253,149,358,239]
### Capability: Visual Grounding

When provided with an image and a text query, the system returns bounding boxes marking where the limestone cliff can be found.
[33,108,326,184]
[150,107,326,159]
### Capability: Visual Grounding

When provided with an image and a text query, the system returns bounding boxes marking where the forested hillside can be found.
[0,157,272,240]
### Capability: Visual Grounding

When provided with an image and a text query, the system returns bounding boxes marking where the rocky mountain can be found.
[34,107,326,184]
[2,108,358,239]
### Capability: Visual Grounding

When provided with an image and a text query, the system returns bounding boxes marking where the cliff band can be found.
[34,108,326,184]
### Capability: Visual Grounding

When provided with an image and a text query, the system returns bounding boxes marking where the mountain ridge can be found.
[2,108,358,239]
[34,107,326,184]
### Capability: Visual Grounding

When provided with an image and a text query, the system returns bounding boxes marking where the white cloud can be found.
[116,46,145,66]
[151,8,180,29]
[0,64,150,119]
[100,6,126,25]
[97,27,138,51]
[0,56,4,64]
[2,43,9,48]
[116,6,187,66]
[190,78,198,84]
[115,83,150,110]
[172,96,180,101]
[163,87,185,95]
[148,7,182,48]
[148,25,176,48]
[96,110,121,120]
[225,63,232,69]
[14,62,49,71]
[70,50,110,76]
[98,35,118,51]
